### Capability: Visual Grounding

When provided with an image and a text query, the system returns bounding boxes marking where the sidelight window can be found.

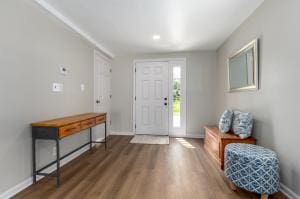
[173,66,181,128]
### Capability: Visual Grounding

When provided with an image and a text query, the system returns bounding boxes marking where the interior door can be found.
[94,52,111,139]
[135,61,169,135]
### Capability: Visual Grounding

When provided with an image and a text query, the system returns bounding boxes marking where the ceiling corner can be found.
[34,0,115,58]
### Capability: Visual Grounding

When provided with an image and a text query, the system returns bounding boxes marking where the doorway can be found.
[94,50,111,140]
[133,58,186,136]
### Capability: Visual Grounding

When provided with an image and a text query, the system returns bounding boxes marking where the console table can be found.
[31,112,107,186]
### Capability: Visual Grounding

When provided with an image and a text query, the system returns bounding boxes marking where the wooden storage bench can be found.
[204,126,256,170]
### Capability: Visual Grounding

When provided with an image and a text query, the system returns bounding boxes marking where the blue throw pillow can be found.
[218,110,233,133]
[232,111,253,139]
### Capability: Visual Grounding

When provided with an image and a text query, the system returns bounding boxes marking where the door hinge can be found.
[110,68,112,73]
[110,94,112,99]
[135,68,136,72]
[134,96,136,100]
[135,124,136,129]
[110,120,112,125]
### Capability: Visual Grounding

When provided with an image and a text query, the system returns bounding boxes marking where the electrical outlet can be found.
[52,146,56,156]
[52,83,63,92]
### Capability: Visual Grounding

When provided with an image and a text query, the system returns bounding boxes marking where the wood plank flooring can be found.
[13,136,286,199]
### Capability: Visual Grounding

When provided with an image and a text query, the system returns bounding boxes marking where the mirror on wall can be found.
[228,39,258,92]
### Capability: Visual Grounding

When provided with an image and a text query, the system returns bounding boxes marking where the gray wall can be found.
[111,51,217,137]
[2,0,299,196]
[216,0,300,195]
[0,0,94,193]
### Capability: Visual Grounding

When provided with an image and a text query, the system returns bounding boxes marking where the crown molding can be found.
[35,0,114,58]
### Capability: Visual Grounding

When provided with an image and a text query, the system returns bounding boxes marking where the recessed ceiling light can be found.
[153,35,160,40]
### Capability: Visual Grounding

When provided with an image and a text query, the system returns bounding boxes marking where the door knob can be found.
[96,100,100,104]
[164,102,168,106]
[164,97,167,100]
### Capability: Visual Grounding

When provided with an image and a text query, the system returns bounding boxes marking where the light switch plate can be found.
[80,84,85,91]
[52,83,63,92]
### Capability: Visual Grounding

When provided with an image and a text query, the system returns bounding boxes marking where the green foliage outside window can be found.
[173,79,181,116]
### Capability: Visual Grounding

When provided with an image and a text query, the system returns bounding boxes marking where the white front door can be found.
[135,61,169,135]
[94,51,111,139]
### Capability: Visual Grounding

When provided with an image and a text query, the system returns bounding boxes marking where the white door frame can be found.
[133,58,186,136]
[94,49,111,138]
[94,49,111,111]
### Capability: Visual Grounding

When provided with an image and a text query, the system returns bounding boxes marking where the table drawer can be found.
[96,115,106,124]
[59,123,81,138]
[81,119,95,129]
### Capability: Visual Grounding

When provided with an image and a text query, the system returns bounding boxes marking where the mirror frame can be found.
[227,39,259,92]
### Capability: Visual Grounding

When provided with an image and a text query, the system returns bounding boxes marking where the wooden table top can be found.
[204,126,256,140]
[31,112,106,127]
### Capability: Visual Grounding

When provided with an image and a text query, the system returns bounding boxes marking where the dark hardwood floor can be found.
[13,136,286,199]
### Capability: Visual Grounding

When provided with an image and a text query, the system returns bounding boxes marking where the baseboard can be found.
[169,133,204,139]
[280,183,300,199]
[110,131,135,136]
[110,132,204,139]
[0,138,104,199]
[0,177,33,199]
[185,133,204,139]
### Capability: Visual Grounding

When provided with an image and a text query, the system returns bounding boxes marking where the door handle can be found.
[96,100,100,104]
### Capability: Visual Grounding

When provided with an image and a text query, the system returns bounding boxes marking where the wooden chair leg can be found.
[229,181,237,191]
[261,194,268,199]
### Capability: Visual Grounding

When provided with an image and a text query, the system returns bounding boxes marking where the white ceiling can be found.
[43,0,264,56]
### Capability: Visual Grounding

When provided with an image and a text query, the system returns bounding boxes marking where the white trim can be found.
[132,61,136,133]
[280,183,300,199]
[227,38,258,92]
[110,132,135,136]
[186,133,205,139]
[94,50,111,62]
[0,178,33,199]
[132,58,187,136]
[0,139,104,199]
[34,0,114,58]
[110,131,203,138]
[170,134,204,139]
[93,50,97,114]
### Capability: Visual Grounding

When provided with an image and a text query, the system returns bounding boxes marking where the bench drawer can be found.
[204,131,220,161]
[59,123,81,138]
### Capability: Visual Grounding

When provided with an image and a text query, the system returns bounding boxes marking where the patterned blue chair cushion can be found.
[218,110,233,133]
[232,111,253,139]
[224,143,280,195]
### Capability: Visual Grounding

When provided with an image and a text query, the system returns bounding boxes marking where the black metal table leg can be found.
[89,128,92,150]
[31,115,107,187]
[56,139,60,186]
[104,121,107,149]
[32,137,36,184]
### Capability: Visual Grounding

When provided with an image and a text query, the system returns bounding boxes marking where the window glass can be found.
[173,67,181,127]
